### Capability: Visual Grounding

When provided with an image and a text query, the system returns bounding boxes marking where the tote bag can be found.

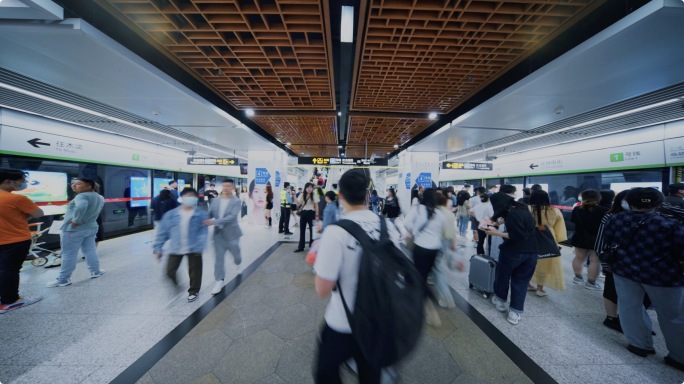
[534,208,560,259]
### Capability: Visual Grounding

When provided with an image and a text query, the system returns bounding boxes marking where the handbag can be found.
[534,208,561,259]
[535,225,561,259]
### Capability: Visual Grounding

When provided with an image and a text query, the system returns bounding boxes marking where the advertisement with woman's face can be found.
[247,179,269,225]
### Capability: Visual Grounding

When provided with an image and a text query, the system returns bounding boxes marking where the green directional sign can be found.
[610,153,624,162]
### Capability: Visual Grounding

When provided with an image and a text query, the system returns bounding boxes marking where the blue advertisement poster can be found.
[130,176,151,207]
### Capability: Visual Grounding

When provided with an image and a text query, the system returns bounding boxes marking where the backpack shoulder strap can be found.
[334,219,373,248]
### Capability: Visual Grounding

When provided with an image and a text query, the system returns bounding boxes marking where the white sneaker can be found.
[507,311,521,325]
[46,279,71,288]
[572,276,585,284]
[585,281,603,291]
[211,280,224,295]
[90,270,105,279]
[491,295,507,312]
[235,263,243,276]
[188,293,198,302]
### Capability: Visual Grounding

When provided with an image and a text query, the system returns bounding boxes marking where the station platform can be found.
[2,221,682,384]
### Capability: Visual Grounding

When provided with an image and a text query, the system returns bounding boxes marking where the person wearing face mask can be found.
[600,188,684,372]
[47,178,105,288]
[570,189,608,290]
[0,169,44,313]
[153,187,209,302]
[205,179,243,296]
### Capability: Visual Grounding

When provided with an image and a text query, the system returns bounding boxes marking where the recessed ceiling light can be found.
[338,145,343,149]
[337,111,342,116]
[428,112,438,120]
[393,144,399,149]
[341,6,354,43]
[245,108,255,117]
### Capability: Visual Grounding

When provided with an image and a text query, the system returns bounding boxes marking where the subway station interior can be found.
[1,0,684,383]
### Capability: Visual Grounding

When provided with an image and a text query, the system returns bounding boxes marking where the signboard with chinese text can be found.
[298,157,389,166]
[441,161,493,170]
[187,157,238,166]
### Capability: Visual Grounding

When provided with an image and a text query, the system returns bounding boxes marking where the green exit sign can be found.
[113,209,125,214]
[610,153,624,162]
[132,154,140,161]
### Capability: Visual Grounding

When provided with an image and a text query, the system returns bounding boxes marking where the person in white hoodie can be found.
[469,192,494,255]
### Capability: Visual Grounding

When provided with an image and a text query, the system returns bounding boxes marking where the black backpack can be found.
[334,216,424,368]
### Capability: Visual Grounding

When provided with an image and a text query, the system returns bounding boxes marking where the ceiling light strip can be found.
[444,98,682,162]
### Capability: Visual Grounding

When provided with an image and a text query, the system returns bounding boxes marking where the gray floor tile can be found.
[253,373,288,384]
[219,302,276,340]
[261,285,304,309]
[213,330,284,384]
[268,303,317,340]
[148,329,232,384]
[398,336,462,384]
[7,364,98,384]
[259,271,295,289]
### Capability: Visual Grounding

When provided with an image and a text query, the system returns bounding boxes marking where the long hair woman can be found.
[294,182,318,253]
[382,188,401,220]
[455,191,471,237]
[570,189,608,290]
[406,188,445,327]
[528,190,567,296]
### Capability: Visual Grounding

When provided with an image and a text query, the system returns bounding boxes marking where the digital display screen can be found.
[240,163,248,175]
[129,176,150,207]
[14,171,68,215]
[610,182,661,195]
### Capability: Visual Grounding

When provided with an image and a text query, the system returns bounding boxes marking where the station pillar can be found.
[246,150,288,225]
[397,152,440,215]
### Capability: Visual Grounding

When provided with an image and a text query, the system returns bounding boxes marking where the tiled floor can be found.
[2,221,683,384]
[1,223,282,384]
[445,236,684,384]
[137,243,531,384]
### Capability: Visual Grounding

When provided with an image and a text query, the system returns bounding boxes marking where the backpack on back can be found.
[334,216,424,368]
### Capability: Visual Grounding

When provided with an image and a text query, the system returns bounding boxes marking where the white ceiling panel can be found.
[0,19,274,153]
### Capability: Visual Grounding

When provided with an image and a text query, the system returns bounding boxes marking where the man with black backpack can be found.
[313,169,424,383]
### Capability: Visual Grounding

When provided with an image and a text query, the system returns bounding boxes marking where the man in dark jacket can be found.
[483,189,538,325]
[665,183,684,208]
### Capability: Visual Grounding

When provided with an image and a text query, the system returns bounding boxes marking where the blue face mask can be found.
[181,196,198,207]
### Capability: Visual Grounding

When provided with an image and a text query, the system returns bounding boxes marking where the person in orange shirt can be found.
[0,169,44,314]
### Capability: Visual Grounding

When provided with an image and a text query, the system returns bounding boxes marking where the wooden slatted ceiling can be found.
[289,145,340,157]
[252,115,337,144]
[352,0,597,113]
[348,116,433,147]
[107,0,334,110]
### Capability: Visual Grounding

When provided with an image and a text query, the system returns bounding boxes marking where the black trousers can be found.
[278,205,291,232]
[315,324,381,384]
[298,210,315,249]
[476,229,487,255]
[0,240,31,305]
[167,253,203,295]
[412,244,439,300]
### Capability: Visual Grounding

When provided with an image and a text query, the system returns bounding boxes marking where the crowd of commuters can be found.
[2,165,683,376]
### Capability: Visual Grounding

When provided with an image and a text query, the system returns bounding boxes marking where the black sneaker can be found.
[285,232,294,235]
[603,316,623,333]
[627,344,655,357]
[293,248,304,253]
[278,230,284,234]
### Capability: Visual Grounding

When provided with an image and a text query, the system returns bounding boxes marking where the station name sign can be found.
[298,157,389,166]
[187,157,238,166]
[442,161,493,170]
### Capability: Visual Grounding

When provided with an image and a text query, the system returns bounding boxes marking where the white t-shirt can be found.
[314,209,401,333]
[219,197,230,218]
[470,201,494,224]
[406,204,444,250]
[178,208,194,254]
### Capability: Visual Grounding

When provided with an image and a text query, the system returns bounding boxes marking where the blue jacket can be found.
[321,202,339,232]
[153,207,209,254]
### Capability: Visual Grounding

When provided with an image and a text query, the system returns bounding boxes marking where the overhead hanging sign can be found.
[298,157,389,166]
[187,157,238,166]
[442,161,493,170]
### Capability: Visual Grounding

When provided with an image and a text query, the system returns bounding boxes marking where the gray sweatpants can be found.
[213,235,242,281]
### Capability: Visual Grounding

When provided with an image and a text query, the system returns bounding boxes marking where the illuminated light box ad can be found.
[130,176,151,207]
[14,170,68,215]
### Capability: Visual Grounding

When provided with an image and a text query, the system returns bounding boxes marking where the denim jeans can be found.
[457,215,469,236]
[59,228,100,282]
[493,250,538,314]
[613,275,684,364]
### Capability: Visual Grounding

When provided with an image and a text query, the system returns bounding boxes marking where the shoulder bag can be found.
[534,207,562,259]
[296,194,308,216]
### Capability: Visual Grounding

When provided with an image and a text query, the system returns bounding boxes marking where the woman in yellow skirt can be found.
[528,190,567,296]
